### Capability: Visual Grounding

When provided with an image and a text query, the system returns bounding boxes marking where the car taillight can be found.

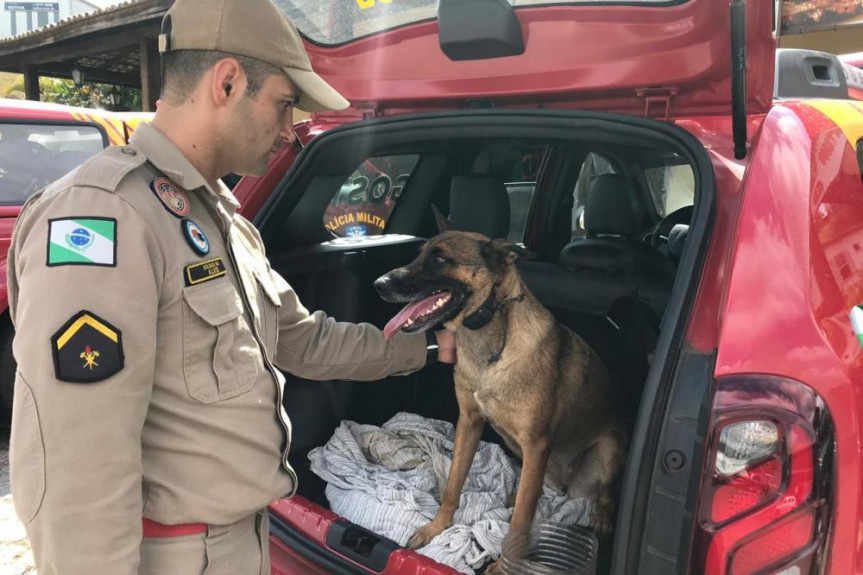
[694,376,834,575]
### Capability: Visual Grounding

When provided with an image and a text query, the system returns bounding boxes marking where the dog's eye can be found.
[433,255,448,265]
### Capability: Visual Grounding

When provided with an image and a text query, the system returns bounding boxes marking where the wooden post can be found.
[22,65,39,101]
[139,37,160,111]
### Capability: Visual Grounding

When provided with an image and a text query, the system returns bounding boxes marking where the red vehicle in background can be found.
[0,99,149,414]
[839,52,863,99]
[841,52,863,68]
[222,1,863,574]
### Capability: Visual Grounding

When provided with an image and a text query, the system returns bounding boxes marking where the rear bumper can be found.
[268,496,461,575]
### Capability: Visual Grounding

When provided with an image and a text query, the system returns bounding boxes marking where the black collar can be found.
[462,291,497,331]
[461,289,526,363]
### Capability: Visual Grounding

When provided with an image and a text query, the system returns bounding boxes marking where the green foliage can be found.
[0,74,142,111]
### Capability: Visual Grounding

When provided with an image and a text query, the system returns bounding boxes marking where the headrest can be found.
[584,174,643,236]
[449,175,510,239]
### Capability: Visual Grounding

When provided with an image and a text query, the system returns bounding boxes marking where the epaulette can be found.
[71,146,148,194]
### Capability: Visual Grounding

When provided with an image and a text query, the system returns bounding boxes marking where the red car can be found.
[228,1,863,574]
[0,98,132,414]
[221,1,863,574]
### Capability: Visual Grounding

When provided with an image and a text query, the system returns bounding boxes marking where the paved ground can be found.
[0,423,36,574]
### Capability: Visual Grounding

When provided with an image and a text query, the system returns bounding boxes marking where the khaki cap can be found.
[159,0,349,112]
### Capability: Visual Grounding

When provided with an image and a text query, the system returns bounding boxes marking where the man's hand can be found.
[435,330,456,364]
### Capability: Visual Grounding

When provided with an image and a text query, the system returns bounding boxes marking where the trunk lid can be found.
[278,0,775,118]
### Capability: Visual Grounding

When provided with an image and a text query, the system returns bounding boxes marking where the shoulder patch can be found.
[51,311,124,383]
[47,217,117,267]
[71,146,147,193]
[184,257,227,286]
[150,177,190,217]
[182,219,210,256]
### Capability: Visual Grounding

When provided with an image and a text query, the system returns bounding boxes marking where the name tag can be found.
[184,257,227,287]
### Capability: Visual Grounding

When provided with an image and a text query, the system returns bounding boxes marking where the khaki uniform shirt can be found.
[7,123,427,575]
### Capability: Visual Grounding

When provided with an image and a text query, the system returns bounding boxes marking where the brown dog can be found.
[374,231,625,573]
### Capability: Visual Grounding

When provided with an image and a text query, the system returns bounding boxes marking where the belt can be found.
[142,517,208,538]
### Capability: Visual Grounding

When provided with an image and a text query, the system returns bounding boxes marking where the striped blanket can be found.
[308,412,592,574]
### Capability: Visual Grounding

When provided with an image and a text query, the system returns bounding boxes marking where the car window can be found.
[571,153,617,239]
[324,154,420,237]
[0,123,106,206]
[280,0,675,46]
[503,146,546,243]
[506,182,535,243]
[642,151,695,218]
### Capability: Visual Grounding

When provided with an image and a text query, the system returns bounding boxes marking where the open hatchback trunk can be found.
[278,0,774,118]
[257,109,717,574]
[252,0,779,573]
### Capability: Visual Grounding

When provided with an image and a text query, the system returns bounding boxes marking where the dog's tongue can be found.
[383,292,451,339]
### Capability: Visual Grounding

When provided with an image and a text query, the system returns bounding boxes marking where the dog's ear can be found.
[512,243,538,260]
[481,238,535,269]
[431,203,450,234]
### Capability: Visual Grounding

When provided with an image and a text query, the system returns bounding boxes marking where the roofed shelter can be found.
[0,0,171,111]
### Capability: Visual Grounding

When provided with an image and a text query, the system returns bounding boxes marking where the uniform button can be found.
[121,146,137,156]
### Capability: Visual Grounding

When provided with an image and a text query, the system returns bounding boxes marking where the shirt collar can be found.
[129,123,241,215]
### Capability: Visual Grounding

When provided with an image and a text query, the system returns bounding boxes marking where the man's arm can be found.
[271,270,431,380]
[9,187,162,575]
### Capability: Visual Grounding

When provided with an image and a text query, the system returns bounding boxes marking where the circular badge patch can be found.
[181,219,210,256]
[150,177,190,217]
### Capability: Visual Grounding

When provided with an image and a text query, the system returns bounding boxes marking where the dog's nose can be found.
[374,274,391,294]
[374,268,407,296]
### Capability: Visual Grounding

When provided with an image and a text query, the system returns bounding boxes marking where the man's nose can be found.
[281,117,297,147]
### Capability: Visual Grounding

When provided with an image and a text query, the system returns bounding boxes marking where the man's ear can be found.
[211,58,242,106]
[431,203,450,234]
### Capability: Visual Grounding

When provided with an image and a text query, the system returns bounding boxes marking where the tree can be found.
[1,74,142,111]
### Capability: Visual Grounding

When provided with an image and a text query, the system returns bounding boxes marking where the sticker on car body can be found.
[850,306,863,348]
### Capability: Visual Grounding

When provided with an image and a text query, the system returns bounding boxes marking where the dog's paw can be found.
[484,559,504,575]
[589,506,614,539]
[408,520,449,549]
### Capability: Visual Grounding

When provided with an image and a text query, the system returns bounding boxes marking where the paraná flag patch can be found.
[47,217,117,267]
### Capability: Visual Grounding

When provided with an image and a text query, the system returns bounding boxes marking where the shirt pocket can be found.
[10,374,46,523]
[182,281,260,404]
[253,267,281,359]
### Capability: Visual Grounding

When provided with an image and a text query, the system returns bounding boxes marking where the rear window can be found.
[0,123,106,206]
[278,0,677,46]
[571,152,617,239]
[642,151,694,217]
[324,154,420,237]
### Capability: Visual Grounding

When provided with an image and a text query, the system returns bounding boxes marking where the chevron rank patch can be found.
[184,257,227,286]
[51,311,124,383]
[47,217,117,267]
